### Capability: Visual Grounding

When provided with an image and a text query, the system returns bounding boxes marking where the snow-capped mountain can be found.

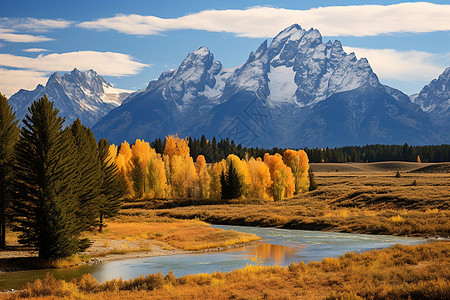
[93,24,443,147]
[410,67,449,136]
[10,68,132,127]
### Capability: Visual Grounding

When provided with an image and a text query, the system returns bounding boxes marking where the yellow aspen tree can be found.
[195,155,210,199]
[195,155,206,174]
[170,155,197,198]
[108,144,118,164]
[417,155,421,163]
[264,153,295,201]
[283,149,310,194]
[115,141,133,196]
[130,139,155,198]
[163,135,190,197]
[207,160,226,200]
[147,153,168,198]
[247,157,272,200]
[163,135,190,157]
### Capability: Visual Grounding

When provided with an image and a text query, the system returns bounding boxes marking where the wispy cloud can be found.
[0,17,73,32]
[0,51,149,97]
[0,68,49,97]
[0,28,54,43]
[0,17,72,43]
[0,51,149,76]
[22,48,50,53]
[343,47,450,81]
[78,2,450,38]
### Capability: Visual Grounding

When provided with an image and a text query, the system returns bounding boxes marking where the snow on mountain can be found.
[221,24,380,108]
[93,24,444,147]
[411,67,449,136]
[412,67,449,114]
[9,68,132,127]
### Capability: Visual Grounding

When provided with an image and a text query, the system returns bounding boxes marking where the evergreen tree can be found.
[12,96,89,259]
[308,168,318,191]
[70,119,102,231]
[0,93,19,249]
[98,138,125,232]
[221,161,242,200]
[130,156,146,198]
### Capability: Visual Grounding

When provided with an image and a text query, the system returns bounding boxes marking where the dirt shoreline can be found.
[0,240,257,274]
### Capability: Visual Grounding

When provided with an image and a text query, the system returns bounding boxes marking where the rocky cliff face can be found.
[92,25,443,147]
[10,68,131,127]
[411,67,449,137]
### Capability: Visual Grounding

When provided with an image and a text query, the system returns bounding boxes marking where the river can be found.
[0,225,427,290]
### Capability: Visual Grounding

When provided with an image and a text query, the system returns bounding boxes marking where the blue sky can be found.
[1,0,449,97]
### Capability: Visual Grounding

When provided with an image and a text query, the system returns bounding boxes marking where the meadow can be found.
[1,161,448,299]
[154,162,450,237]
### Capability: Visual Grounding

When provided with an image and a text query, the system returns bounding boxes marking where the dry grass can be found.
[154,166,449,237]
[85,219,260,251]
[4,242,449,300]
[1,213,259,272]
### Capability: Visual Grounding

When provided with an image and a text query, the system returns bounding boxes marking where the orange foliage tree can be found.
[163,135,196,198]
[264,153,295,201]
[247,157,272,200]
[111,136,310,202]
[115,141,133,195]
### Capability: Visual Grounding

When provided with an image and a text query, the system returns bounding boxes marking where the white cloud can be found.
[0,68,49,97]
[0,51,149,97]
[343,47,450,81]
[0,17,73,32]
[0,51,149,77]
[22,48,50,53]
[0,28,54,43]
[0,17,73,43]
[78,3,450,38]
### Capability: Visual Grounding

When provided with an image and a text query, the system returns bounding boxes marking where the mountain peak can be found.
[92,24,444,147]
[10,69,131,127]
[192,46,211,57]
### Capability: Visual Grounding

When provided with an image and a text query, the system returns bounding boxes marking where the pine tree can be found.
[98,138,125,232]
[308,168,318,191]
[0,93,19,249]
[130,156,146,198]
[221,161,242,200]
[12,96,89,259]
[70,119,102,231]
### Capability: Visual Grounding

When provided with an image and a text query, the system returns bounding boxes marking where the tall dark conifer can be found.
[70,119,102,231]
[221,161,242,200]
[98,138,125,232]
[12,96,89,259]
[0,93,19,249]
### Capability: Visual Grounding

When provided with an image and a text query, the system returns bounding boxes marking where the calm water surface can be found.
[0,225,427,290]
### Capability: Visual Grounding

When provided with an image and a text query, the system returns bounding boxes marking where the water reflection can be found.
[0,226,427,291]
[226,242,303,264]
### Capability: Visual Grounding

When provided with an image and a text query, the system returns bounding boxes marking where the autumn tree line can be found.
[0,94,311,260]
[0,94,123,259]
[111,136,311,202]
[151,136,449,163]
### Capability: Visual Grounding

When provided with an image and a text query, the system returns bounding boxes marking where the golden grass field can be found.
[1,162,448,299]
[155,162,450,237]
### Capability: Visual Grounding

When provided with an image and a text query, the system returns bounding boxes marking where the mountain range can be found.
[9,68,131,127]
[8,24,449,147]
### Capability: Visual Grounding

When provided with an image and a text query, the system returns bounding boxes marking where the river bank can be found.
[2,241,448,300]
[0,224,430,292]
[0,217,260,274]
